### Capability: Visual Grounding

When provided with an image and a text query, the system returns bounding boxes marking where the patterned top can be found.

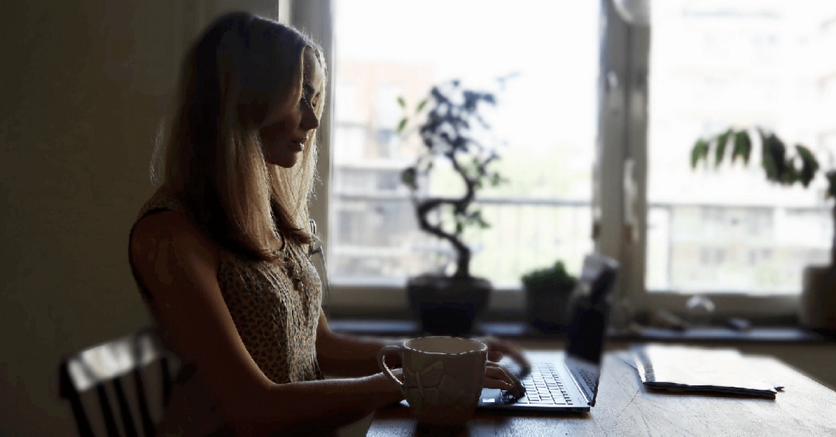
[129,187,324,435]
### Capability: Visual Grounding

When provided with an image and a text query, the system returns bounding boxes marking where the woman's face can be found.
[259,50,323,168]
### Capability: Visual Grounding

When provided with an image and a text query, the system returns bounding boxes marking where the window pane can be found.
[331,0,599,286]
[646,0,835,295]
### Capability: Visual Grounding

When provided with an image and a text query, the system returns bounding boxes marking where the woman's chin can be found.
[266,154,300,168]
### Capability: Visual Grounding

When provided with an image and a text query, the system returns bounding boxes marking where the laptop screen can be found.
[562,254,619,406]
[565,254,619,365]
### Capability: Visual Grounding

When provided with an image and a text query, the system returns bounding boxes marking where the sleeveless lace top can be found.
[129,187,324,435]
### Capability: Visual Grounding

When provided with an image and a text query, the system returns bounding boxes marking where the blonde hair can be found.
[153,12,327,260]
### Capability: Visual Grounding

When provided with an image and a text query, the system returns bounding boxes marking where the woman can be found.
[129,12,525,436]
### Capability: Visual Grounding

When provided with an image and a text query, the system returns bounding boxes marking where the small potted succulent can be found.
[521,261,578,333]
[397,79,506,335]
[691,127,836,330]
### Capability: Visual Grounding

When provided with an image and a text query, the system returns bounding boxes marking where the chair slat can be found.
[60,362,96,437]
[96,384,120,437]
[113,379,139,437]
[161,357,173,407]
[61,328,174,437]
[133,368,156,437]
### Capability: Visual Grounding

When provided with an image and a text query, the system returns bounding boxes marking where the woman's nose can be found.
[300,105,320,131]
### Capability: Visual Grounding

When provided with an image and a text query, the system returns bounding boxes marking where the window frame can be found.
[598,0,800,323]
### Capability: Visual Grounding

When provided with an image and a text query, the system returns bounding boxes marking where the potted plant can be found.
[691,127,836,330]
[521,261,578,334]
[397,80,506,336]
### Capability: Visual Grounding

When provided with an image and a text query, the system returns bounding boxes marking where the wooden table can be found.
[367,349,836,436]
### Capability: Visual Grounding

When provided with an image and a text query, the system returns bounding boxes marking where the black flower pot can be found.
[800,264,836,332]
[407,275,491,336]
[525,284,574,334]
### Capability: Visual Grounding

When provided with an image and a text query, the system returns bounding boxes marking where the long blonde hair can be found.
[154,12,326,260]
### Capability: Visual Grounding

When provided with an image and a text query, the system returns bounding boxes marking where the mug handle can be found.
[377,344,406,396]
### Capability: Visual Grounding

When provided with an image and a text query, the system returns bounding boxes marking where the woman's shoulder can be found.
[130,206,220,273]
[136,185,186,220]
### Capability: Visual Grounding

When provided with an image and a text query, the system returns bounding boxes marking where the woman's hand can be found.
[483,361,526,397]
[477,336,530,398]
[478,336,531,374]
[371,367,406,406]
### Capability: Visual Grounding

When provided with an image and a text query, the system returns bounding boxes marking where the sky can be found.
[334,0,600,156]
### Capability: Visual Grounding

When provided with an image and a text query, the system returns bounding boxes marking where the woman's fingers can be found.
[480,336,531,374]
[483,376,519,394]
[488,350,504,362]
[485,362,525,397]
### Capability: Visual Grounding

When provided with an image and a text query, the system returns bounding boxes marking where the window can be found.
[644,0,835,299]
[329,0,600,292]
[597,0,836,320]
[291,0,836,320]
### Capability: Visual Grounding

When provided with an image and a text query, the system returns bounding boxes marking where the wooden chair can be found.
[59,327,174,437]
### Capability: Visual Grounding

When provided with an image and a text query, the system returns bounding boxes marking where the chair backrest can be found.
[59,327,174,437]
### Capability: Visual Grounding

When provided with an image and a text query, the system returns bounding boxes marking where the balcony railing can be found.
[330,192,832,294]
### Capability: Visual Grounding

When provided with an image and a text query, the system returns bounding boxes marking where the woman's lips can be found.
[290,138,306,151]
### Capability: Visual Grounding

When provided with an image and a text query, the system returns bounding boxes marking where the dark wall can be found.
[0,1,275,434]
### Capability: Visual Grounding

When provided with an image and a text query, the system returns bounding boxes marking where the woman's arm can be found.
[315,312,532,400]
[130,211,403,435]
[316,313,527,396]
[315,312,532,378]
[316,312,403,377]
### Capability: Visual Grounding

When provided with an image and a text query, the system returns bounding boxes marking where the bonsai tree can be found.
[398,80,506,279]
[690,127,836,263]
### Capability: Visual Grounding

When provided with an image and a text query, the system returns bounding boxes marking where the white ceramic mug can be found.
[377,336,488,426]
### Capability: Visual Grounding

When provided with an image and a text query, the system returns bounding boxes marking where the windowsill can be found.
[613,325,833,344]
[327,318,834,344]
[323,283,804,323]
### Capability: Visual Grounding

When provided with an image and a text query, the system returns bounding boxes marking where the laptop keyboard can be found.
[504,362,573,405]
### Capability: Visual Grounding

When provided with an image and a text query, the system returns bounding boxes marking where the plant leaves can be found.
[773,137,788,181]
[402,79,506,255]
[783,164,799,185]
[397,96,406,108]
[521,260,576,290]
[475,211,490,229]
[826,170,836,199]
[401,167,417,191]
[765,133,788,183]
[760,131,780,182]
[396,117,408,134]
[691,138,710,169]
[795,145,820,188]
[715,129,732,166]
[416,98,428,113]
[732,130,752,165]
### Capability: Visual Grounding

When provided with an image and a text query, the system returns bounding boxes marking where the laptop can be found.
[477,253,620,413]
